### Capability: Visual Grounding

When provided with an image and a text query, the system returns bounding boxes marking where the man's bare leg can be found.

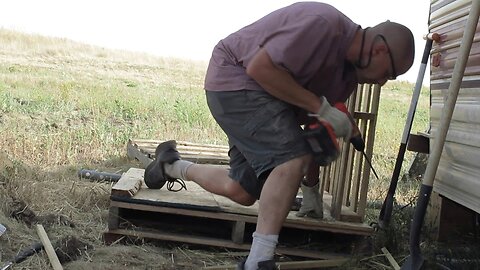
[185,164,255,206]
[163,158,255,206]
[244,155,310,269]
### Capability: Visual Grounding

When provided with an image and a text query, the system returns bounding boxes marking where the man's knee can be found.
[225,180,256,206]
[278,154,312,175]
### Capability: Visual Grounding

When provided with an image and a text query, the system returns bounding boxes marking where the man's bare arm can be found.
[246,47,322,114]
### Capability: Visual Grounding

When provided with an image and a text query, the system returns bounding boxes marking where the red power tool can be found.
[303,103,349,166]
[304,103,380,178]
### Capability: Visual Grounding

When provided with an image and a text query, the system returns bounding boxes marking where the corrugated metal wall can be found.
[429,0,480,213]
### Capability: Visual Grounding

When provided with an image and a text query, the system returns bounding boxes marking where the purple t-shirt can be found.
[204,2,359,104]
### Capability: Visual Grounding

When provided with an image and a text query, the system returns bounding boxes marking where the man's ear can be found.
[372,42,388,56]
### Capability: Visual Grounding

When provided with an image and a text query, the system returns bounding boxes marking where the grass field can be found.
[0,28,433,269]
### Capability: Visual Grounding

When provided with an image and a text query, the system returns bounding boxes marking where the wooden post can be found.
[231,221,245,244]
[357,84,381,218]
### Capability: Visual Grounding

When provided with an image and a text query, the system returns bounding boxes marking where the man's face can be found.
[355,35,397,86]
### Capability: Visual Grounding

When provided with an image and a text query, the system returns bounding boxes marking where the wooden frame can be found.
[323,84,381,221]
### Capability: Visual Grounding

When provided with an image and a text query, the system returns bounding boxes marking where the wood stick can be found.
[381,247,400,270]
[202,258,349,269]
[36,224,63,270]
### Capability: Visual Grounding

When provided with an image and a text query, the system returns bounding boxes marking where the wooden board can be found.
[104,229,349,260]
[127,139,229,167]
[202,259,350,269]
[111,168,142,197]
[132,183,220,210]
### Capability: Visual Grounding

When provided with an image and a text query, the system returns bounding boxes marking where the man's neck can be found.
[346,28,365,64]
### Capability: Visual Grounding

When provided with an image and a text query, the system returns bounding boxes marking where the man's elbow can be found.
[246,48,271,79]
[245,59,262,79]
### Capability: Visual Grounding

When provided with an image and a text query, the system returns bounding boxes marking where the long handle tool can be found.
[401,3,479,269]
[377,32,440,229]
[78,169,122,182]
[0,242,44,270]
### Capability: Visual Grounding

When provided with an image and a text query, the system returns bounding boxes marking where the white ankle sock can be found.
[244,232,278,270]
[164,160,194,181]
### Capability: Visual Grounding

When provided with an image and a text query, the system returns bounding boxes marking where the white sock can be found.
[244,232,278,270]
[163,160,194,181]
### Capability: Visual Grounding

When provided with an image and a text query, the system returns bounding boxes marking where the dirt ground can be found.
[1,151,479,270]
[0,151,245,269]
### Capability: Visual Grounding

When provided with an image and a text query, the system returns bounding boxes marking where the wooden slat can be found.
[111,168,143,197]
[36,224,63,270]
[108,206,120,230]
[127,139,229,166]
[138,145,229,157]
[203,258,350,269]
[127,141,153,168]
[381,247,400,270]
[132,139,230,150]
[106,229,349,260]
[110,197,372,235]
[231,221,245,244]
[357,85,381,218]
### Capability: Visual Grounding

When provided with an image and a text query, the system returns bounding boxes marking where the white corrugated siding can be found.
[429,0,480,213]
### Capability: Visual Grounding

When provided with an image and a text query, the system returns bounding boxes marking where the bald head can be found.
[370,21,415,76]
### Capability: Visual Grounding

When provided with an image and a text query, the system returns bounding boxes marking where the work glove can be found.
[310,96,352,140]
[296,182,324,219]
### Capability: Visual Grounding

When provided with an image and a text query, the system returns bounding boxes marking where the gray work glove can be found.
[309,96,352,140]
[296,182,324,219]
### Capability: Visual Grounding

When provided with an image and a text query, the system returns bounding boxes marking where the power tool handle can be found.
[350,135,365,152]
[333,103,365,151]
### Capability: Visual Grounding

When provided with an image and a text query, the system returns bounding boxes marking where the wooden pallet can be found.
[127,139,365,223]
[127,139,230,168]
[105,168,373,260]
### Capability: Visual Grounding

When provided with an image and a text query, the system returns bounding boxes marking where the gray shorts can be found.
[206,90,310,199]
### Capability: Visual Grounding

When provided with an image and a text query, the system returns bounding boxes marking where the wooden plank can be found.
[407,133,430,153]
[109,200,372,236]
[106,229,348,260]
[108,206,120,230]
[202,258,350,269]
[127,140,153,168]
[133,180,220,210]
[137,145,229,157]
[110,200,244,221]
[353,111,375,120]
[128,140,229,165]
[212,191,362,223]
[140,145,229,155]
[129,139,230,165]
[132,139,230,150]
[381,247,400,270]
[231,221,245,244]
[357,85,381,218]
[36,224,63,270]
[111,168,143,197]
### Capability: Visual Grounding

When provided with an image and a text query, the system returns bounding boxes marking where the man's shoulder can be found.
[285,2,342,16]
[282,2,354,27]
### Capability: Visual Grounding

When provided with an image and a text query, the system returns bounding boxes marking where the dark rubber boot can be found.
[144,140,180,189]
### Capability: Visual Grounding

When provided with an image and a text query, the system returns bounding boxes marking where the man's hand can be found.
[296,182,323,219]
[310,96,352,139]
